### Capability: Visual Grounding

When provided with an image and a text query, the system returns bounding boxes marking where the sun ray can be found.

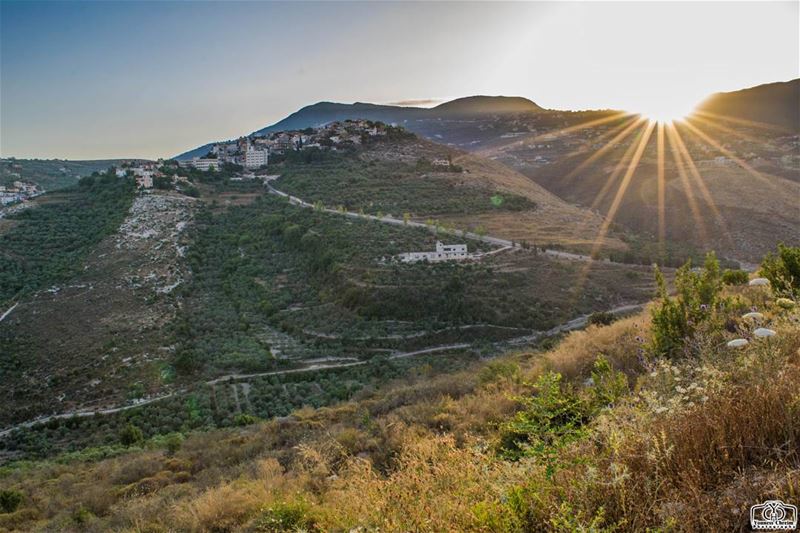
[584,120,649,218]
[665,123,709,246]
[563,116,647,186]
[687,113,767,145]
[587,120,656,258]
[693,110,789,133]
[656,122,666,259]
[561,115,641,161]
[680,120,778,189]
[477,111,632,157]
[667,122,735,248]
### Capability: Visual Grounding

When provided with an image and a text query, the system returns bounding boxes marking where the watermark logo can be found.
[750,500,797,530]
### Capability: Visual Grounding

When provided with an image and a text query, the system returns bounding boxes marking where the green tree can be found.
[119,423,144,446]
[760,244,800,298]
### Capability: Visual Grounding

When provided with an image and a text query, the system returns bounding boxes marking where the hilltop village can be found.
[181,119,398,171]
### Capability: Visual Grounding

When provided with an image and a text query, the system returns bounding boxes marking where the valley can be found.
[0,129,662,461]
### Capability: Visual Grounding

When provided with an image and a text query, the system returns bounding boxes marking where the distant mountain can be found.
[432,96,542,116]
[174,96,547,159]
[694,79,799,133]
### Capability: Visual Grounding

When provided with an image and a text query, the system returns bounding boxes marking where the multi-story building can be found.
[244,147,268,169]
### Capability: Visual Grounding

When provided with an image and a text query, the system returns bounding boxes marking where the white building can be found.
[184,158,221,171]
[244,147,268,169]
[398,241,470,263]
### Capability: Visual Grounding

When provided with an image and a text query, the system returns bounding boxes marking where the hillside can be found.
[0,158,133,192]
[273,133,625,252]
[0,143,655,456]
[175,95,548,160]
[695,79,800,133]
[1,248,797,532]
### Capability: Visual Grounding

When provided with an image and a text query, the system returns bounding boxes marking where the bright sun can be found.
[633,100,698,124]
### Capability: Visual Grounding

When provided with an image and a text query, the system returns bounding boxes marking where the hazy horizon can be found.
[1,1,798,160]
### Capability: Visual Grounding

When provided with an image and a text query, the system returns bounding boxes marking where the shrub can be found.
[760,244,800,298]
[0,490,22,514]
[497,372,593,461]
[650,252,722,358]
[233,413,258,426]
[250,501,318,532]
[119,423,144,446]
[588,311,615,326]
[721,268,749,286]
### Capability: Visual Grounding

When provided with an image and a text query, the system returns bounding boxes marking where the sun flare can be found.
[633,101,697,124]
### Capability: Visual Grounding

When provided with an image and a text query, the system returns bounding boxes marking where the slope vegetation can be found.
[1,250,797,532]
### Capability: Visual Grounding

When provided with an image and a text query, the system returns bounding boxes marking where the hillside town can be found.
[180,119,391,170]
[0,180,40,206]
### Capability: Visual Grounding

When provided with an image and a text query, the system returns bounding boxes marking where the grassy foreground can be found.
[0,250,798,532]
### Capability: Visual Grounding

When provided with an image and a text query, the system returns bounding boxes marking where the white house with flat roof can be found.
[397,241,470,263]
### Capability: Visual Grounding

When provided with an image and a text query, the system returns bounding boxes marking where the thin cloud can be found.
[385,98,441,107]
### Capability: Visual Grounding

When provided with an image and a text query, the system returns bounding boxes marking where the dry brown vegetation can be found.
[1,283,798,532]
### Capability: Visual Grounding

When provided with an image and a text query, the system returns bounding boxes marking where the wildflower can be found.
[753,328,776,338]
[635,336,644,343]
[675,386,686,394]
[748,278,770,287]
[700,304,708,311]
[776,298,796,309]
[727,338,749,348]
[742,312,764,321]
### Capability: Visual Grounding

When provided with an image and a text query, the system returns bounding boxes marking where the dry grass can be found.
[2,289,798,532]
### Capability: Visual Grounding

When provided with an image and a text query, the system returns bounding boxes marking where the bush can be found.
[0,490,22,514]
[250,501,318,532]
[721,268,749,286]
[497,372,592,460]
[760,244,800,298]
[233,413,258,426]
[650,252,722,358]
[587,311,615,326]
[119,423,144,446]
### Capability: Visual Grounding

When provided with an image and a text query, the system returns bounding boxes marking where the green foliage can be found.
[275,152,536,217]
[721,268,749,286]
[650,252,722,358]
[478,360,521,386]
[251,501,318,532]
[498,357,628,461]
[163,433,184,455]
[760,244,800,298]
[498,372,592,460]
[0,173,135,303]
[0,489,23,514]
[0,158,126,191]
[588,311,615,327]
[233,413,258,426]
[119,423,144,446]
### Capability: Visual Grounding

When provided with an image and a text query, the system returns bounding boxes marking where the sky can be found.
[1,1,798,160]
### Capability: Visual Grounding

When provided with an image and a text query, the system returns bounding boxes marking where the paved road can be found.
[0,302,18,324]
